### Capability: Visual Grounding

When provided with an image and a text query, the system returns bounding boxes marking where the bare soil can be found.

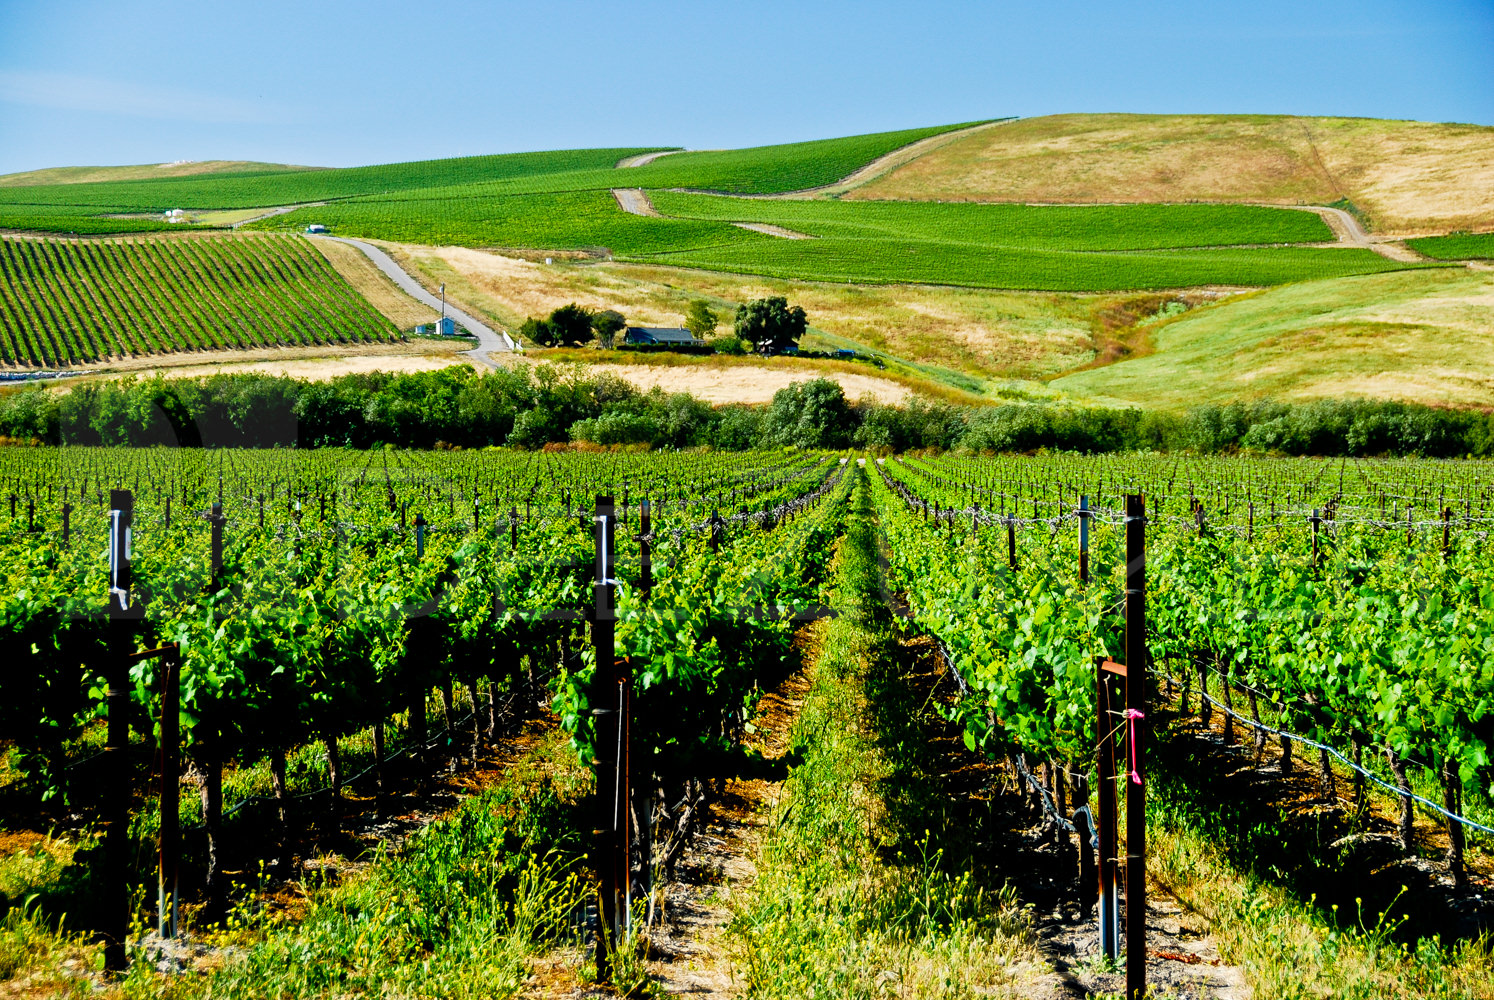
[33,341,471,383]
[610,189,661,218]
[536,359,912,404]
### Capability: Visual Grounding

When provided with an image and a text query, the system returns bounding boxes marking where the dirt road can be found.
[611,188,813,238]
[610,188,661,217]
[309,235,515,363]
[1281,205,1424,262]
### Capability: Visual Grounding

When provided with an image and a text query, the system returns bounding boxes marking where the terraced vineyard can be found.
[0,234,399,366]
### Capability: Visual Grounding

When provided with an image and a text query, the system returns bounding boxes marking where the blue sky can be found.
[0,0,1490,174]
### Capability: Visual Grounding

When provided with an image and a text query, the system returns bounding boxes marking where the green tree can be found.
[733,296,806,355]
[684,300,718,341]
[548,303,595,347]
[519,316,557,347]
[591,309,626,350]
[763,378,854,448]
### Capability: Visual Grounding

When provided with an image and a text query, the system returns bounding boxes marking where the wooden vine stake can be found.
[1124,493,1147,1000]
[1095,656,1121,963]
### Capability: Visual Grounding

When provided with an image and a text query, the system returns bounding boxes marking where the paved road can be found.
[309,235,515,364]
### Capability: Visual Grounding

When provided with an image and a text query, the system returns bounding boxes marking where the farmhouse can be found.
[623,326,705,348]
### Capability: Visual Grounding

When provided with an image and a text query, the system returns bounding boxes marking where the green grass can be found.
[255,188,1427,291]
[629,194,1436,290]
[0,148,660,213]
[0,234,399,366]
[1406,232,1494,260]
[1051,267,1494,406]
[732,470,1045,998]
[0,203,216,235]
[0,124,978,232]
[616,123,987,193]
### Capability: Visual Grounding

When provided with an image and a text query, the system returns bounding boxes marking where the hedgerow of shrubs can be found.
[0,366,1490,457]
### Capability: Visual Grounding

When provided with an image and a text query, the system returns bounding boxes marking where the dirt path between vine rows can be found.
[640,646,815,996]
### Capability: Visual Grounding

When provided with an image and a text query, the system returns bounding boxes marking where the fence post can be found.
[105,490,139,972]
[62,502,71,545]
[1124,494,1147,1000]
[415,512,426,558]
[1007,516,1018,571]
[159,645,180,939]
[209,502,225,579]
[591,495,622,977]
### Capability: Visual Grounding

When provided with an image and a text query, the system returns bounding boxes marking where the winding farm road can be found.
[309,235,515,364]
[1283,205,1424,262]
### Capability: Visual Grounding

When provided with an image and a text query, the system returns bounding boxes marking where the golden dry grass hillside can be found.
[0,160,316,187]
[848,113,1494,235]
[379,241,1210,386]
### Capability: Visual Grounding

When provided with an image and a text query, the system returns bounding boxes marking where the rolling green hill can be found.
[0,234,398,367]
[620,194,1427,290]
[0,120,1443,293]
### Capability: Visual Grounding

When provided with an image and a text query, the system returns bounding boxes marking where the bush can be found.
[569,410,658,446]
[518,317,556,347]
[6,368,1494,457]
[591,310,626,350]
[685,300,719,341]
[709,335,747,356]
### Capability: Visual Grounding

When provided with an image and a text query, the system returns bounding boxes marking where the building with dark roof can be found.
[622,327,705,348]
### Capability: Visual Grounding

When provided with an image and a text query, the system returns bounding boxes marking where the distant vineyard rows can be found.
[0,234,399,367]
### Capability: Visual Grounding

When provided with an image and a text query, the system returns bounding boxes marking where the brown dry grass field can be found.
[0,160,315,187]
[849,113,1494,235]
[507,354,916,405]
[311,237,441,330]
[382,241,1235,389]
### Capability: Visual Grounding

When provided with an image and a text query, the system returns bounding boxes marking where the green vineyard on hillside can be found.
[1406,232,1494,260]
[0,234,399,367]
